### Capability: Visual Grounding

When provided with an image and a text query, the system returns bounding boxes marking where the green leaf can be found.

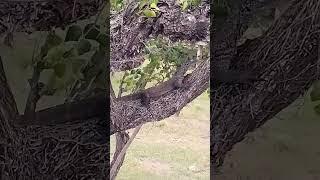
[77,39,92,55]
[143,9,157,17]
[53,63,66,78]
[182,1,189,10]
[40,31,63,58]
[150,3,159,10]
[95,33,108,47]
[45,45,65,64]
[139,0,148,9]
[84,23,100,40]
[65,25,82,41]
[134,74,140,79]
[151,0,159,5]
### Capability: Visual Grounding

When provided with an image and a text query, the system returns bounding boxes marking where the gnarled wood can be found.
[211,0,320,174]
[110,0,209,71]
[0,0,110,178]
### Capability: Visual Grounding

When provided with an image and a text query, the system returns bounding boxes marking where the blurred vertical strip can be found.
[105,0,111,178]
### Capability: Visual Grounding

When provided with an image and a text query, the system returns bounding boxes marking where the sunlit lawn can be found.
[215,92,320,180]
[110,92,210,180]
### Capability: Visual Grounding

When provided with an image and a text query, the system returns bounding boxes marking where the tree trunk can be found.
[0,57,109,179]
[211,0,320,175]
[0,0,110,178]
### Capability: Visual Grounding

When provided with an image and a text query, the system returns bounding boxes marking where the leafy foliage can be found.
[179,0,201,11]
[31,23,108,99]
[137,0,160,18]
[111,0,124,11]
[119,38,197,93]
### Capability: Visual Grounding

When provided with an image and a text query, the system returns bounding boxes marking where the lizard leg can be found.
[141,93,151,107]
[173,77,184,89]
[173,74,191,89]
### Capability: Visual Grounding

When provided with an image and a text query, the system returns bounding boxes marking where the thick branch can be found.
[15,93,107,127]
[212,0,274,72]
[211,0,320,172]
[110,59,209,134]
[0,56,19,141]
[0,1,110,178]
[1,0,209,72]
[110,0,209,71]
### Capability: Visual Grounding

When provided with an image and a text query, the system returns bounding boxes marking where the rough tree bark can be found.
[109,1,209,178]
[0,0,109,179]
[110,0,210,134]
[211,0,320,175]
[0,0,211,178]
[2,0,316,178]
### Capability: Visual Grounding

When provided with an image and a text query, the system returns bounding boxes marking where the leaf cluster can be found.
[138,0,160,18]
[179,0,201,11]
[32,23,108,98]
[111,0,124,11]
[120,38,197,93]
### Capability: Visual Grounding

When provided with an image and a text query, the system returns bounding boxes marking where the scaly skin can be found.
[117,59,195,105]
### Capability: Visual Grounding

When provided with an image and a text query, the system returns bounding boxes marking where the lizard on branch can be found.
[116,59,195,106]
[116,57,264,106]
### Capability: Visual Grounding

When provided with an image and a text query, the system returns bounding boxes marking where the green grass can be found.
[110,90,210,180]
[214,93,320,180]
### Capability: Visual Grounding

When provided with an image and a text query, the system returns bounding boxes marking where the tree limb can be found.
[15,93,107,127]
[211,0,320,173]
[110,124,142,180]
[110,0,209,71]
[110,58,209,134]
[0,56,19,141]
